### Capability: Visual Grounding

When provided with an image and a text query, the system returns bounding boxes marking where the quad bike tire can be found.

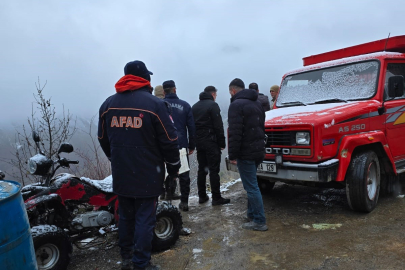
[31,225,72,270]
[152,201,182,252]
[346,151,380,213]
[257,177,276,194]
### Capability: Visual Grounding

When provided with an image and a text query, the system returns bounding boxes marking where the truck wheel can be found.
[31,225,72,270]
[152,201,183,252]
[257,177,275,194]
[345,151,380,212]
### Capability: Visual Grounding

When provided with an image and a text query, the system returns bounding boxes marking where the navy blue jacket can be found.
[228,89,265,161]
[164,93,196,150]
[98,76,180,198]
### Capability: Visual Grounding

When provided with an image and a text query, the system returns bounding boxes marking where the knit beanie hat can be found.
[270,85,280,93]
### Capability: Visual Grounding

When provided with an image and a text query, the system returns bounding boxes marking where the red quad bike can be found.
[22,131,182,270]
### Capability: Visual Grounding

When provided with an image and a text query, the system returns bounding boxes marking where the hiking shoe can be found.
[199,195,209,204]
[179,202,189,211]
[212,197,230,206]
[133,262,161,270]
[165,192,181,200]
[121,259,132,270]
[242,221,268,231]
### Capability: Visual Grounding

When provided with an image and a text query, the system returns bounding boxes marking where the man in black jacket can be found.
[249,82,270,112]
[163,80,196,211]
[98,60,180,270]
[228,78,267,231]
[192,86,230,206]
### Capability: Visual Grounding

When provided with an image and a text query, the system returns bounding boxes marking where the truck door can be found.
[384,62,405,167]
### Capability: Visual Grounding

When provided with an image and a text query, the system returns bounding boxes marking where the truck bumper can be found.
[225,157,339,183]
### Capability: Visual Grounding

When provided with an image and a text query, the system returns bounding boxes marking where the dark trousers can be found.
[196,142,221,200]
[118,196,157,268]
[179,154,190,203]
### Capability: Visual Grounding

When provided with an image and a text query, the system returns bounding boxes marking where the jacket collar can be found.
[231,89,258,103]
[199,91,214,101]
[164,93,179,100]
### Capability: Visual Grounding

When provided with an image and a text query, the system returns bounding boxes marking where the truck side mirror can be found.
[388,75,404,98]
[58,143,74,154]
[32,131,40,142]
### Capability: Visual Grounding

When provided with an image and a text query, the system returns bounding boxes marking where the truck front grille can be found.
[266,131,296,146]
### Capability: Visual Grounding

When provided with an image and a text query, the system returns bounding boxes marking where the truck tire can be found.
[345,151,380,212]
[152,201,182,252]
[257,177,275,194]
[31,225,72,270]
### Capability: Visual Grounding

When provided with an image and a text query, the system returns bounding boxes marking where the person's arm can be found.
[228,102,243,161]
[97,104,111,159]
[210,103,226,149]
[263,96,271,112]
[154,101,181,175]
[186,105,196,154]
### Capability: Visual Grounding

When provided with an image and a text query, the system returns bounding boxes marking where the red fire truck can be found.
[226,35,405,212]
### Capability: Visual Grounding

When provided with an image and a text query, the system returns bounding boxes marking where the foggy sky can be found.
[1,0,404,125]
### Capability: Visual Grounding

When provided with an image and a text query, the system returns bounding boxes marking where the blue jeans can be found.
[237,159,266,224]
[118,196,157,268]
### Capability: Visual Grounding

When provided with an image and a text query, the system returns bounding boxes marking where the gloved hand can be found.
[166,161,181,176]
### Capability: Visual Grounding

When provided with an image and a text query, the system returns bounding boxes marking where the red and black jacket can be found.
[98,75,180,198]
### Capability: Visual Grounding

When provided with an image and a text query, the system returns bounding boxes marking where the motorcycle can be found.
[23,131,183,270]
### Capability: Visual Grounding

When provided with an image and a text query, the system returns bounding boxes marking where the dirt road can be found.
[68,181,405,270]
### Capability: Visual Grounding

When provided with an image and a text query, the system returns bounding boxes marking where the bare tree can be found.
[1,78,76,185]
[72,116,111,180]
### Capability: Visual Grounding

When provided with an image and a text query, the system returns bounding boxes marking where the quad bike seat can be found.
[80,175,113,194]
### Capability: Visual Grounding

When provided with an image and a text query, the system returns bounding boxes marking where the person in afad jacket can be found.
[192,86,230,206]
[163,80,196,211]
[98,60,180,270]
[228,78,268,231]
[249,82,270,112]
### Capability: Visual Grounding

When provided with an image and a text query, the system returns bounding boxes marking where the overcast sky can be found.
[1,0,404,125]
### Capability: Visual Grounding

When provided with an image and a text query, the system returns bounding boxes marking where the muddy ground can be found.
[68,181,405,270]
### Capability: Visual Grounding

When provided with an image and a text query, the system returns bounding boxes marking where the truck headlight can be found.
[296,132,310,145]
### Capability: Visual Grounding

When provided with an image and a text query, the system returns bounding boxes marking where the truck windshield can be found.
[277,61,379,107]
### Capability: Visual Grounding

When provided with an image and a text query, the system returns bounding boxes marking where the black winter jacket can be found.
[164,93,196,150]
[258,93,271,112]
[191,92,225,149]
[228,89,265,161]
[98,75,180,198]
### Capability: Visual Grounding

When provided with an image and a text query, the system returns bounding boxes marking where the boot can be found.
[242,221,268,231]
[179,201,189,211]
[199,195,209,204]
[212,197,230,206]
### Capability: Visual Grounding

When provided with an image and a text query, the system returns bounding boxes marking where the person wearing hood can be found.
[98,60,180,270]
[153,85,165,99]
[269,85,280,109]
[163,80,196,211]
[228,78,267,231]
[249,82,270,112]
[191,86,230,206]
